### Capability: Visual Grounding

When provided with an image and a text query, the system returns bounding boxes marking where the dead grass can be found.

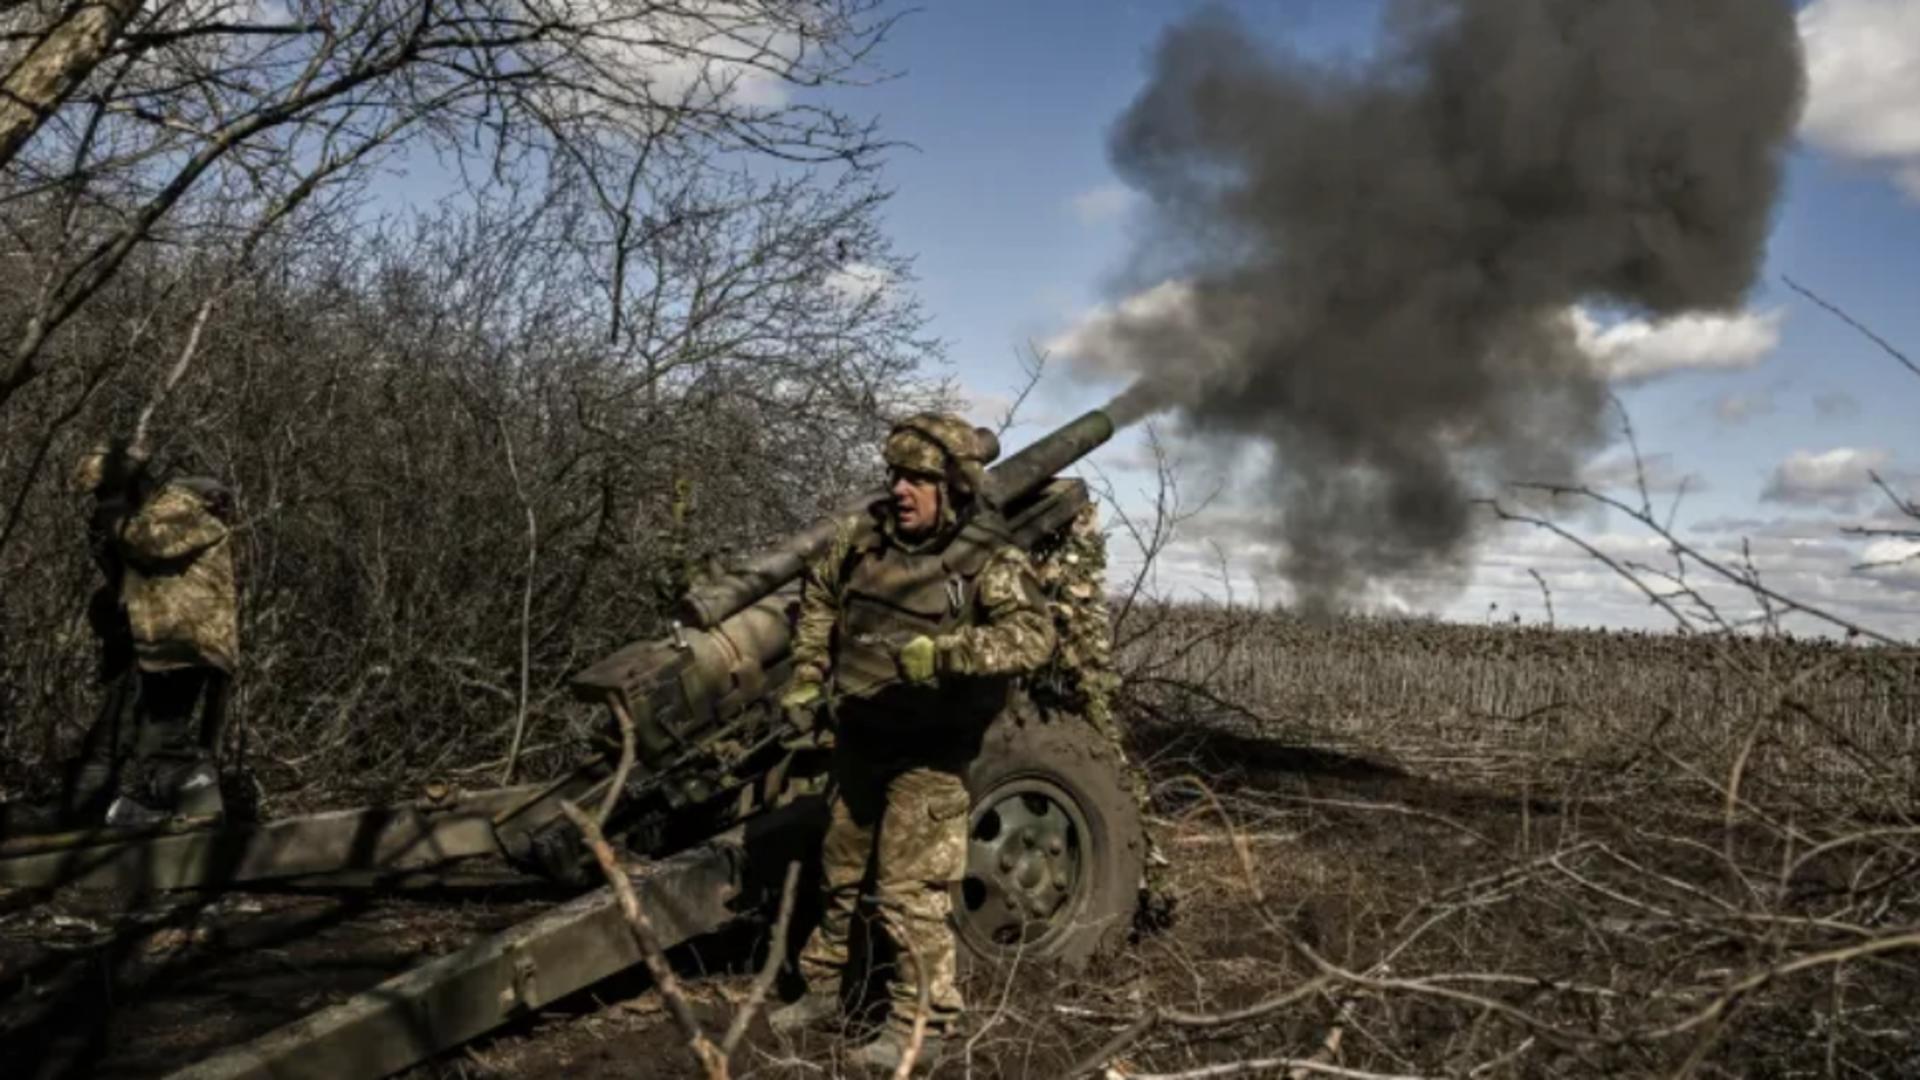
[10,608,1920,1078]
[1122,605,1920,808]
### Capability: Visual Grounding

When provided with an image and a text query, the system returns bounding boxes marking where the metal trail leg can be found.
[165,839,742,1080]
[165,797,826,1080]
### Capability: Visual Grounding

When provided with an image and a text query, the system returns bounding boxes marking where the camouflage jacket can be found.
[117,479,239,673]
[792,509,1055,697]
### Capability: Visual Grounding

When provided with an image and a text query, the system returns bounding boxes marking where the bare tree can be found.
[0,0,941,796]
[0,0,899,419]
[0,0,147,170]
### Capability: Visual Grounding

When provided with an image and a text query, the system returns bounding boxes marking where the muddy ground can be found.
[3,714,1915,1079]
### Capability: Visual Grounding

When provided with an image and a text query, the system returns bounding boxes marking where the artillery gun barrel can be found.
[981,407,1115,508]
[677,409,1116,630]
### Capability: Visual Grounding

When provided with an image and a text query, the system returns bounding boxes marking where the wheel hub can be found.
[956,781,1086,950]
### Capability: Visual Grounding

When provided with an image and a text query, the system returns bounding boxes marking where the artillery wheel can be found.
[953,712,1144,971]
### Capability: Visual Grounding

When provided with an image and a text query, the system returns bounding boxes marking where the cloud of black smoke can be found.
[1080,0,1804,611]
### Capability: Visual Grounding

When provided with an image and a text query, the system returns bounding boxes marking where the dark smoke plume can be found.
[1079,0,1804,611]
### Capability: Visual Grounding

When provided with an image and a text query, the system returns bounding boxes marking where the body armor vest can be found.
[830,512,1014,736]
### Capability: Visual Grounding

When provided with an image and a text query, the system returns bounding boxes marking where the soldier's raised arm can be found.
[934,545,1056,677]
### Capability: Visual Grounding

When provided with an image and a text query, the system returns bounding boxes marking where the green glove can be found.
[780,679,823,730]
[898,635,938,684]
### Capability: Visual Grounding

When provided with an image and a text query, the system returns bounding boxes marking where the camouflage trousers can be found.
[797,749,970,1034]
[68,665,227,818]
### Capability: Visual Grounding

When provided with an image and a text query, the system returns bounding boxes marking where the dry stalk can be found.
[1063,976,1336,1078]
[598,696,638,828]
[1394,841,1599,932]
[892,931,933,1080]
[498,414,538,785]
[1121,1059,1433,1080]
[130,292,219,460]
[720,860,803,1058]
[1275,794,1496,849]
[557,798,728,1079]
[962,922,1030,1075]
[1161,773,1263,903]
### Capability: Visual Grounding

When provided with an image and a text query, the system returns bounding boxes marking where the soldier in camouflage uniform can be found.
[69,444,238,825]
[771,413,1056,1071]
[1030,503,1171,917]
[62,441,143,821]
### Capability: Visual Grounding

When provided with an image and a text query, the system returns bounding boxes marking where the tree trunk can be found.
[0,0,146,171]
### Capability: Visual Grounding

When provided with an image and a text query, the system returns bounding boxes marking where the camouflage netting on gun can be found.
[1031,503,1160,883]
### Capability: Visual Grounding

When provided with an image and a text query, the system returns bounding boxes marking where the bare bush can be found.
[0,0,946,804]
[0,172,940,804]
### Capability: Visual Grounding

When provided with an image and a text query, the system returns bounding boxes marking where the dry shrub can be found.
[0,187,941,809]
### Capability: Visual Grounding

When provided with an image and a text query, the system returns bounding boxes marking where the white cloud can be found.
[1096,480,1920,637]
[1068,183,1137,226]
[1761,447,1893,509]
[1051,283,1783,388]
[1799,0,1920,198]
[1043,279,1201,380]
[823,261,891,303]
[957,386,1016,423]
[1572,307,1785,383]
[1861,538,1920,588]
[1581,451,1706,496]
[1692,515,1852,541]
[525,0,797,118]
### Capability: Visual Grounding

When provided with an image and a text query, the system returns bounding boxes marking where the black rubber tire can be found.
[952,711,1144,971]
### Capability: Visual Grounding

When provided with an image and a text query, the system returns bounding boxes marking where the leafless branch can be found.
[1783,276,1920,382]
[720,859,802,1059]
[560,796,728,1079]
[498,414,538,785]
[992,343,1047,438]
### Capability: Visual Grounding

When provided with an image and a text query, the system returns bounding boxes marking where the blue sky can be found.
[371,0,1920,636]
[811,0,1920,638]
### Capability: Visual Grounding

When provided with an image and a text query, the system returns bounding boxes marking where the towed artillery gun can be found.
[1,410,1145,1079]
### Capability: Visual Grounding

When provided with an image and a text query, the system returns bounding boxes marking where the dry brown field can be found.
[1122,605,1920,803]
[5,606,1919,1079]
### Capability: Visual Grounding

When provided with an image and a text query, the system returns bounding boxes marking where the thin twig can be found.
[1063,978,1336,1078]
[130,290,219,459]
[721,860,803,1058]
[499,414,538,785]
[558,798,728,1078]
[1782,276,1920,381]
[598,697,638,827]
[1123,1059,1434,1080]
[892,931,933,1080]
[993,343,1048,438]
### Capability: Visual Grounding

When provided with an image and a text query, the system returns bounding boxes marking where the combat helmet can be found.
[883,412,1001,506]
